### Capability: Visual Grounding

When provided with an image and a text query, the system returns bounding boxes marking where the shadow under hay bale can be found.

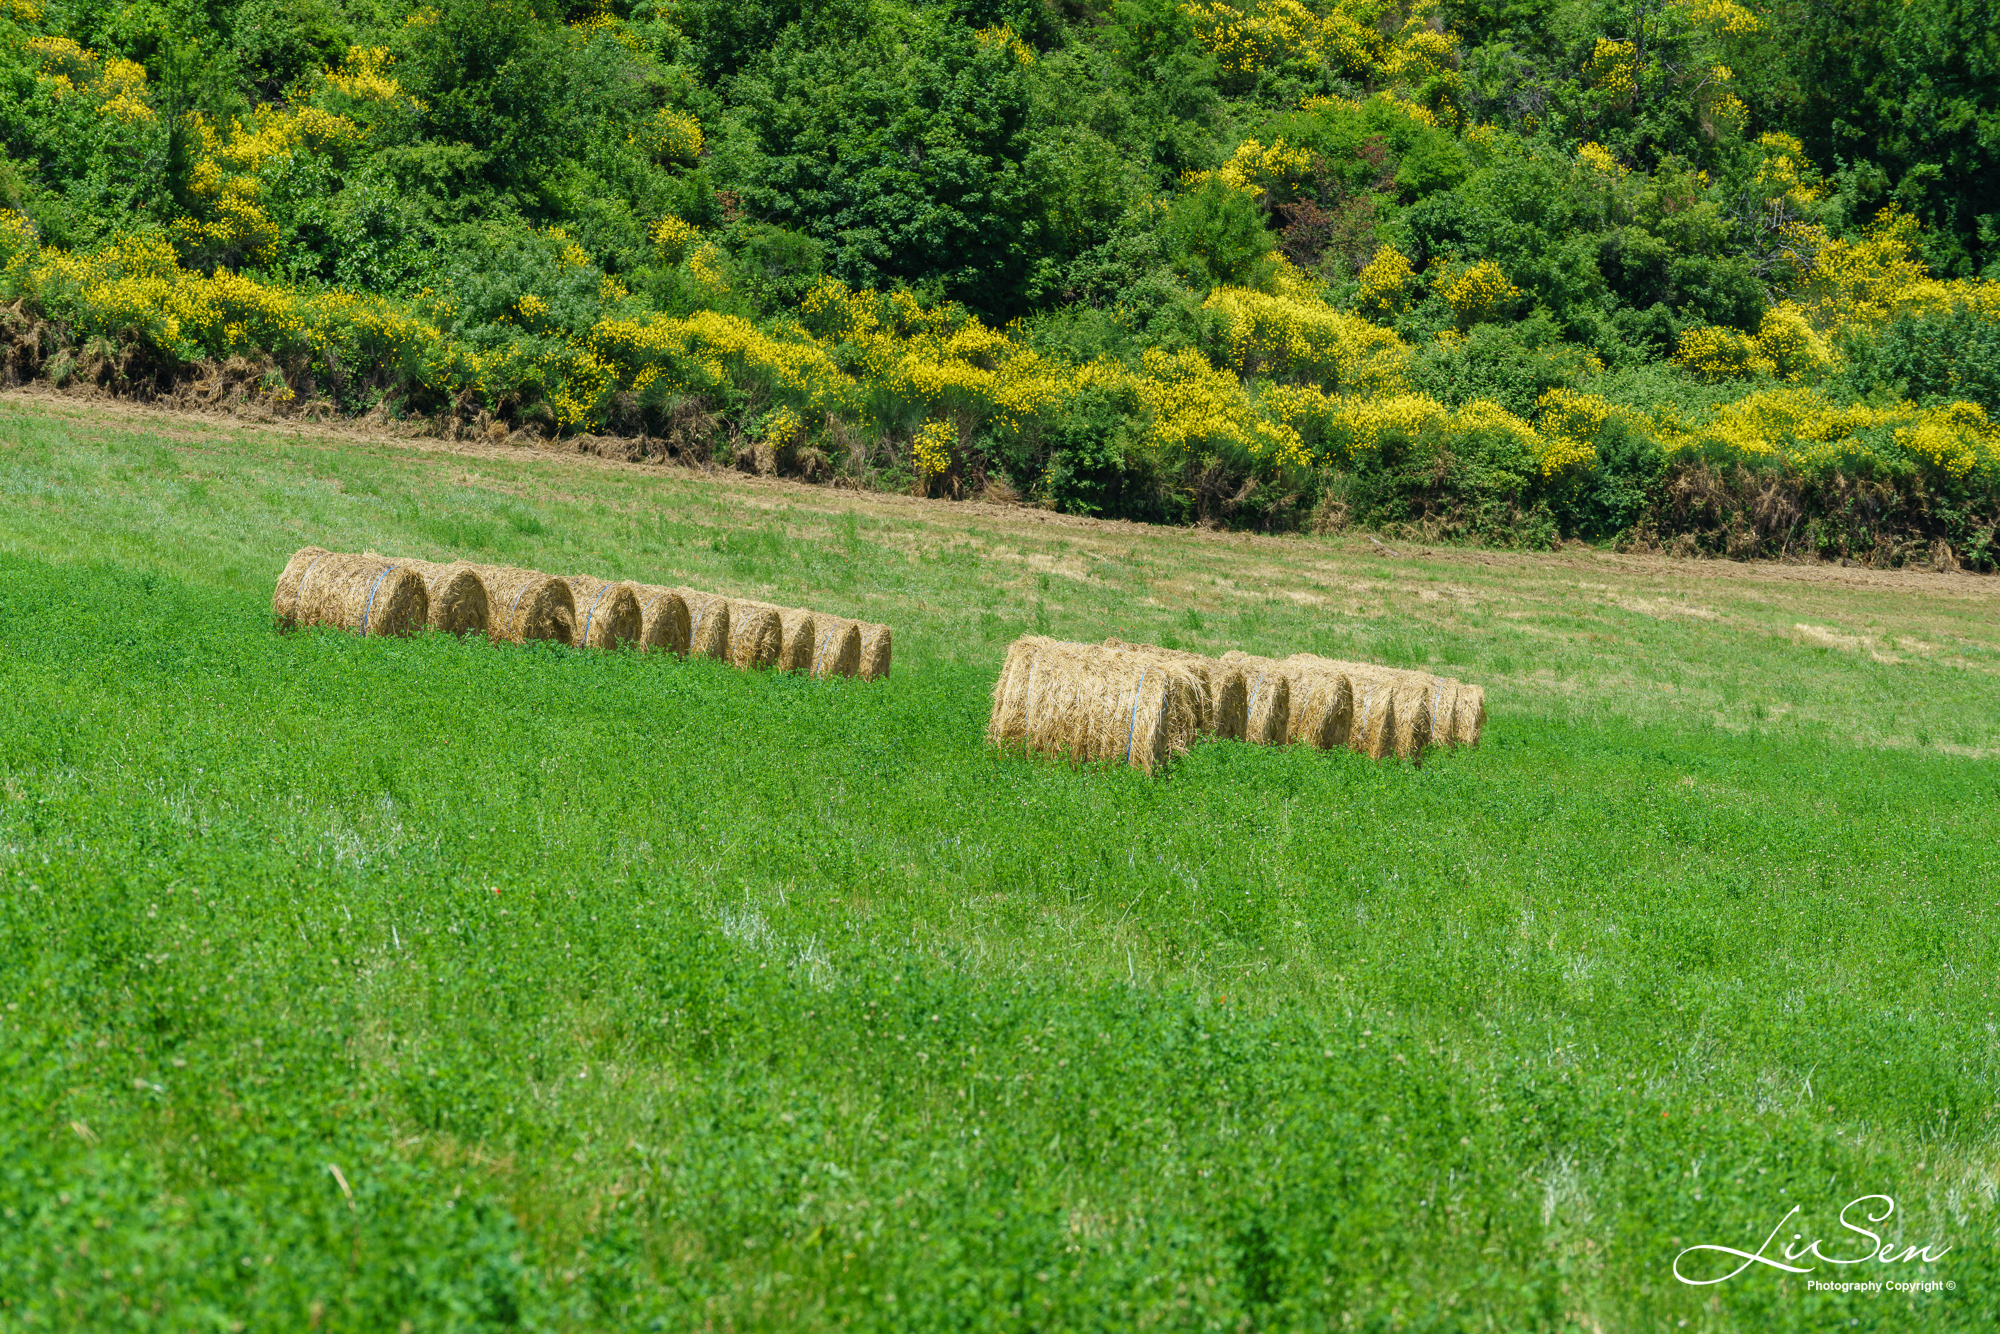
[475,566,576,645]
[630,584,691,655]
[726,601,782,669]
[294,554,429,638]
[563,576,643,650]
[272,546,331,628]
[680,590,732,660]
[989,636,1201,773]
[399,558,491,637]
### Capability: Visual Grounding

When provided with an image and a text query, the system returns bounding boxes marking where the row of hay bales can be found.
[987,635,1483,773]
[270,547,891,679]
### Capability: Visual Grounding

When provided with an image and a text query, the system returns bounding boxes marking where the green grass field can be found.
[3,395,1998,1331]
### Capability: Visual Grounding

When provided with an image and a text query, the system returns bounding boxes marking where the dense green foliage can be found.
[0,0,1997,558]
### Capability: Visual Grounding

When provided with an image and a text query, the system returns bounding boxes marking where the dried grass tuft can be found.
[475,565,576,645]
[295,553,429,638]
[563,576,643,650]
[272,546,330,627]
[679,589,733,660]
[400,559,491,637]
[630,584,692,655]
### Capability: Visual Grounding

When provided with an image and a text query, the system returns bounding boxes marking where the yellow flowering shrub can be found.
[633,109,704,164]
[26,35,156,123]
[1355,246,1415,319]
[1437,259,1518,326]
[1584,38,1637,100]
[912,420,957,476]
[1675,325,1773,381]
[1202,286,1409,391]
[1181,0,1461,120]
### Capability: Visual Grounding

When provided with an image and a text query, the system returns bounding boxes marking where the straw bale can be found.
[563,576,643,650]
[1102,638,1247,740]
[726,601,783,669]
[808,618,863,678]
[997,637,1201,773]
[272,545,330,627]
[475,565,576,645]
[987,635,1048,744]
[397,559,490,637]
[680,589,732,659]
[629,584,691,655]
[1240,665,1292,745]
[294,553,429,638]
[738,600,821,672]
[1288,654,1456,758]
[1223,651,1351,748]
[857,621,892,680]
[1345,674,1400,760]
[1454,683,1486,747]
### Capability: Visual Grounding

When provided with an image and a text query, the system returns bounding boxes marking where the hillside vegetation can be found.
[1,0,1997,561]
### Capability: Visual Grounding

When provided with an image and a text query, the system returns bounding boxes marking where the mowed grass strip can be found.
[2,555,1997,1331]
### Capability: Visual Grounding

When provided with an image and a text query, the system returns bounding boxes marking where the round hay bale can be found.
[679,589,732,660]
[400,559,491,637]
[476,565,576,645]
[563,576,643,650]
[630,584,691,655]
[295,553,429,638]
[1225,651,1350,748]
[987,635,1054,744]
[809,618,863,679]
[1346,674,1399,759]
[272,545,331,628]
[1457,683,1486,747]
[739,600,820,672]
[1385,676,1434,760]
[1241,667,1291,745]
[726,601,782,669]
[857,621,892,680]
[1017,640,1201,773]
[1104,638,1247,740]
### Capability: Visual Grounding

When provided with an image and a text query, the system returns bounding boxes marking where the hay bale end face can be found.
[726,601,783,669]
[476,565,576,645]
[564,576,643,650]
[402,559,491,637]
[738,600,820,672]
[1241,667,1291,745]
[631,584,692,655]
[810,619,863,678]
[680,589,732,660]
[272,546,331,628]
[857,622,892,680]
[294,554,429,638]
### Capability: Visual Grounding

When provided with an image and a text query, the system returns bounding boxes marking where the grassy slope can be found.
[1,394,1997,1331]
